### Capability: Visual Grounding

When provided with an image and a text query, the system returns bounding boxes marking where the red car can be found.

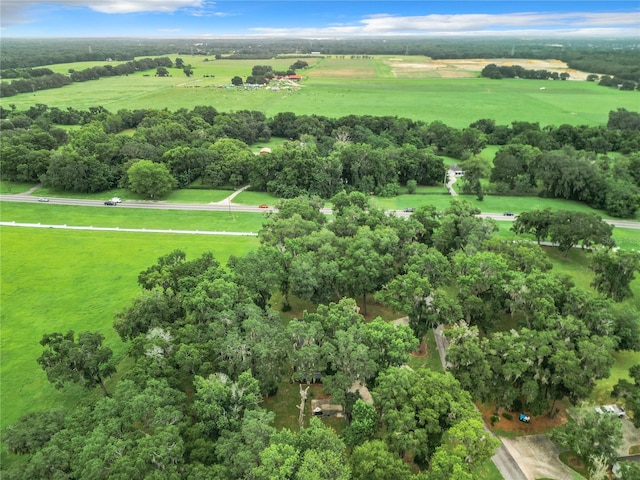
[258,204,269,209]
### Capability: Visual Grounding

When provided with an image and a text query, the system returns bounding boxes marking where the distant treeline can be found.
[481,63,638,91]
[0,57,173,98]
[481,64,570,81]
[1,37,638,82]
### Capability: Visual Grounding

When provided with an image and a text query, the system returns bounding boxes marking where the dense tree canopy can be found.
[3,102,639,217]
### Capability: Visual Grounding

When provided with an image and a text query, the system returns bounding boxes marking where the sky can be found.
[1,1,639,38]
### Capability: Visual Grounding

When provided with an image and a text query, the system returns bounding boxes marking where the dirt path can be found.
[446,170,458,196]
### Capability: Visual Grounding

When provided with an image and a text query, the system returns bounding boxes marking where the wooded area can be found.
[2,191,638,478]
[1,105,639,217]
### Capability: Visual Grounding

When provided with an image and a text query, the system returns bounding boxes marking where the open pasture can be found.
[304,56,390,78]
[3,55,637,128]
[0,226,259,432]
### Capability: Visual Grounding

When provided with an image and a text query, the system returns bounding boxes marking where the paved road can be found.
[492,442,529,480]
[1,194,639,230]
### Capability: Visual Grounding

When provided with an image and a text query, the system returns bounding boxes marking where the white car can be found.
[109,197,122,203]
[596,405,625,418]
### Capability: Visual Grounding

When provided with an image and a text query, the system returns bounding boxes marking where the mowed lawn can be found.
[2,56,637,128]
[0,227,259,431]
[0,202,267,232]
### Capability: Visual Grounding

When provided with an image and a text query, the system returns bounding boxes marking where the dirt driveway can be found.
[501,435,578,480]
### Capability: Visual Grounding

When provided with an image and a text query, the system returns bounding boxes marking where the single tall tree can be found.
[549,406,623,469]
[590,249,640,301]
[37,331,116,397]
[127,159,177,199]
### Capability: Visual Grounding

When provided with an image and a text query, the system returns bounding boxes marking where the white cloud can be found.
[88,0,205,14]
[1,0,208,27]
[249,11,640,37]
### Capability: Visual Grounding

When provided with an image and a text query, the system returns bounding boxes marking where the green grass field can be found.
[0,202,267,232]
[2,55,637,128]
[0,227,259,433]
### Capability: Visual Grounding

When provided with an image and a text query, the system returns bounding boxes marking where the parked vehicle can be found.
[596,404,625,418]
[519,413,531,423]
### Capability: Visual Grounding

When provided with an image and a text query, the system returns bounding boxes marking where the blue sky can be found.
[1,1,639,38]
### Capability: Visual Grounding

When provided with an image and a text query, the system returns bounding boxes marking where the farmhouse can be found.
[272,74,302,81]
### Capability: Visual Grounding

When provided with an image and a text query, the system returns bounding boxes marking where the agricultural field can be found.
[3,55,637,128]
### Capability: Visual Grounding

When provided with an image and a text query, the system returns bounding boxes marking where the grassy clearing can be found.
[407,329,444,373]
[0,227,259,431]
[591,351,640,406]
[476,459,509,480]
[305,57,381,79]
[0,181,37,194]
[262,382,334,430]
[559,451,589,479]
[233,190,282,206]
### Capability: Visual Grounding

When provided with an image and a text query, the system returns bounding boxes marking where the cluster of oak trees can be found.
[4,194,639,478]
[485,140,640,217]
[234,62,308,85]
